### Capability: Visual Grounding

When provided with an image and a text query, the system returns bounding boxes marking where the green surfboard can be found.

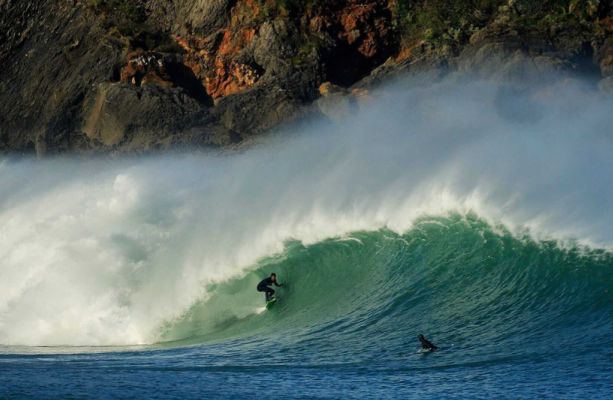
[266,298,277,309]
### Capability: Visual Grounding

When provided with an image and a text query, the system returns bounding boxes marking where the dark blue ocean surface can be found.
[1,345,611,399]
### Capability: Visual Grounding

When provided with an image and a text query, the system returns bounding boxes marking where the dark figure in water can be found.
[418,334,438,351]
[257,273,283,302]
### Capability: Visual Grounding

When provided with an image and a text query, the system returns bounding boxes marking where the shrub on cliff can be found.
[392,0,611,48]
[392,0,504,46]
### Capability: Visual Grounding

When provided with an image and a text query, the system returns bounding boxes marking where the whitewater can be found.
[1,77,612,399]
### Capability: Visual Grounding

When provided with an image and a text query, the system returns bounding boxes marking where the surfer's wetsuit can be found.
[257,277,281,301]
[418,334,438,351]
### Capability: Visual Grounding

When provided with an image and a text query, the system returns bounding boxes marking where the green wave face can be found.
[159,214,613,362]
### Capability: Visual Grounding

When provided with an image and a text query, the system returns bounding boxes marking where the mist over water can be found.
[1,76,612,347]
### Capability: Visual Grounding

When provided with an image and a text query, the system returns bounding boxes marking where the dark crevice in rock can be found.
[323,44,382,88]
[166,62,213,105]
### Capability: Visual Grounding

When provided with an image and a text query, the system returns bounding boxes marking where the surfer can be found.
[257,273,283,302]
[418,334,438,351]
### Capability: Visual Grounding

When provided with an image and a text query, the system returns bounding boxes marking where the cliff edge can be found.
[0,0,611,154]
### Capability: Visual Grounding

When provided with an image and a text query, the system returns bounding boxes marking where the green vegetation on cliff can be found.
[393,0,502,45]
[392,0,611,48]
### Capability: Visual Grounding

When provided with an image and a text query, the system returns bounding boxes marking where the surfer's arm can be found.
[274,282,282,287]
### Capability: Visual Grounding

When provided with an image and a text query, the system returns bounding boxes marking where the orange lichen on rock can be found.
[319,82,345,96]
[172,9,260,101]
[319,81,371,105]
[207,62,259,100]
[395,45,412,61]
[168,34,212,91]
[120,51,173,87]
[205,27,259,100]
[305,0,393,62]
[172,34,191,53]
[337,0,392,58]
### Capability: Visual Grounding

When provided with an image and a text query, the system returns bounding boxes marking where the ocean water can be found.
[1,79,612,399]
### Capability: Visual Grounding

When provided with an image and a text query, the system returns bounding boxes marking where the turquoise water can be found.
[1,79,612,398]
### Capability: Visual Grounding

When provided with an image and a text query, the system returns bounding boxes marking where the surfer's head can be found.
[270,273,277,281]
[418,334,425,341]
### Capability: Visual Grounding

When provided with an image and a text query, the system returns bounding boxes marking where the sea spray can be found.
[0,77,612,346]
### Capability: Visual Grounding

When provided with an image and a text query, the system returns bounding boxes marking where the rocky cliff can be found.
[0,0,611,154]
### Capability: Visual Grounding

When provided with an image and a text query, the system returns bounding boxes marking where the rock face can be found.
[0,0,611,154]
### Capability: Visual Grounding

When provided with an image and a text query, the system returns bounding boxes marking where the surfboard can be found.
[266,297,277,309]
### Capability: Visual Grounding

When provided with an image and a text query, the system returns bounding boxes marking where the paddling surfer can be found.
[418,334,438,351]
